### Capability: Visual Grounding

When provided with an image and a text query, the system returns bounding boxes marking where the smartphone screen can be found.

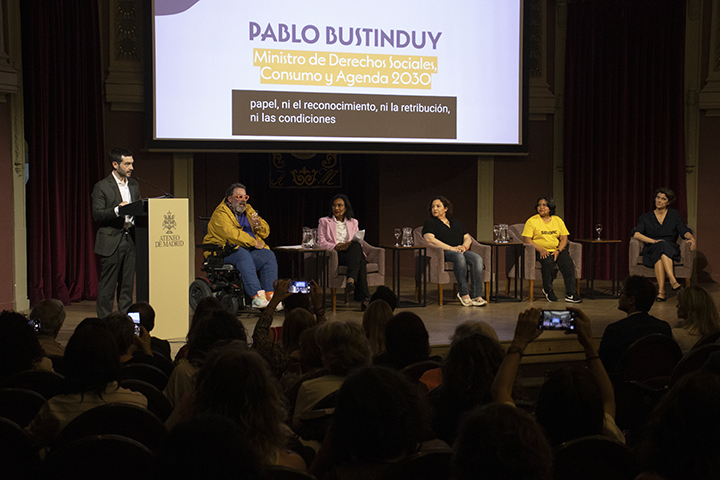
[128,312,141,335]
[288,280,310,294]
[28,318,41,333]
[539,310,575,331]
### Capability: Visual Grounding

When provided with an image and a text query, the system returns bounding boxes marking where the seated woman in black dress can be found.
[422,196,486,306]
[632,187,696,302]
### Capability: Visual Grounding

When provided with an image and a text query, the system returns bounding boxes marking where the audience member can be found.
[635,371,720,480]
[164,309,247,408]
[310,366,435,479]
[167,343,305,469]
[30,299,66,356]
[453,404,553,480]
[104,311,157,367]
[253,279,325,380]
[362,299,393,356]
[672,285,720,354]
[292,321,371,426]
[373,312,440,370]
[25,322,147,448]
[154,413,264,480]
[369,285,398,311]
[492,307,624,446]
[598,275,672,375]
[419,320,500,393]
[174,296,225,364]
[128,301,172,360]
[429,333,505,444]
[0,310,51,381]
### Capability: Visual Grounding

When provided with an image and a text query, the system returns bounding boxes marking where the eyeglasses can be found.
[229,194,249,201]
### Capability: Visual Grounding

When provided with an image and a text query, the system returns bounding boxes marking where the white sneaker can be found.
[275,302,284,311]
[472,297,488,307]
[457,293,473,307]
[252,296,269,309]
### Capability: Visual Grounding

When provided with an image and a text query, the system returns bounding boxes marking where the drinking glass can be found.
[493,225,500,243]
[394,228,401,247]
[595,223,603,241]
[250,211,260,230]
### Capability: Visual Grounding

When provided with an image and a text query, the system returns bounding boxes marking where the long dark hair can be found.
[62,323,121,395]
[329,194,354,220]
[0,311,46,381]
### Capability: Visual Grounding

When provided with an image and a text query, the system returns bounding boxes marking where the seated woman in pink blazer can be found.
[317,194,370,309]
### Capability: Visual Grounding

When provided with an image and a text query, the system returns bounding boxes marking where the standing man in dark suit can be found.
[92,148,140,318]
[598,275,673,375]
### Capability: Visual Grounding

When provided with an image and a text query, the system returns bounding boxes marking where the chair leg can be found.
[345,292,349,305]
[415,281,420,302]
[576,279,581,296]
[438,285,443,306]
[685,278,691,287]
[505,280,510,296]
[485,282,490,300]
[331,288,337,312]
[529,280,534,302]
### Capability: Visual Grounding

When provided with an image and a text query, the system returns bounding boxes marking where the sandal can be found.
[671,282,682,291]
[656,294,666,302]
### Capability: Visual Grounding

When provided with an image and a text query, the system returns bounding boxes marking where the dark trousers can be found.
[337,241,370,301]
[97,232,136,318]
[537,249,576,294]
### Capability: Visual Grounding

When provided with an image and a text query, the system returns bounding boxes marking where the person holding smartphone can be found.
[492,308,624,445]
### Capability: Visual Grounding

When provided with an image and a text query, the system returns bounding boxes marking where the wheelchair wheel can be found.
[189,278,213,310]
[218,294,239,315]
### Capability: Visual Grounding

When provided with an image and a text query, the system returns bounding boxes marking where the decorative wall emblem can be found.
[270,153,342,188]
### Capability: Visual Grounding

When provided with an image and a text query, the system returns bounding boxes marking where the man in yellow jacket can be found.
[203,182,278,308]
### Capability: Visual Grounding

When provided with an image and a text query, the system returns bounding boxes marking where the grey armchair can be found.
[628,236,693,287]
[306,240,385,312]
[505,223,582,301]
[413,226,491,305]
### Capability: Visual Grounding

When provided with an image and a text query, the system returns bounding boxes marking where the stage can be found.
[49,278,710,364]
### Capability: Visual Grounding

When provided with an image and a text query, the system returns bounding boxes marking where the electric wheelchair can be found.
[189,217,251,314]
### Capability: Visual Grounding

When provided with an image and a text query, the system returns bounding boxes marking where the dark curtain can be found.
[22,1,104,305]
[564,0,687,280]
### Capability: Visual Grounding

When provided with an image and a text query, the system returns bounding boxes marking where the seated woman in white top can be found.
[317,194,370,309]
[672,285,720,354]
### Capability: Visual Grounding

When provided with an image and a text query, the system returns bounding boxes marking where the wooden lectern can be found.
[119,197,189,339]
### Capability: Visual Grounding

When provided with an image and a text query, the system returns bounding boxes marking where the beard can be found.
[232,203,246,214]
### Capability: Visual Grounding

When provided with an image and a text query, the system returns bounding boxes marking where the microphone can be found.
[133,175,174,198]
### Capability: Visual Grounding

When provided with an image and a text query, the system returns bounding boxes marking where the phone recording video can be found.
[288,280,311,294]
[539,310,575,331]
[128,311,141,335]
[28,318,41,333]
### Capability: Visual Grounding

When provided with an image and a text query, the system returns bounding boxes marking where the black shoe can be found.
[360,300,369,312]
[346,281,355,295]
[565,293,583,303]
[543,288,558,302]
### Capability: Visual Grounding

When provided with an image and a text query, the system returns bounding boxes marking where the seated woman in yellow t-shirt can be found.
[521,196,581,303]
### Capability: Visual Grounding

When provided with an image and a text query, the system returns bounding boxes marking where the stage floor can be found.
[49,278,713,361]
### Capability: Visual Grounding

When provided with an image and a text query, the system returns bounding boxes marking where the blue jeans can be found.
[224,247,278,297]
[444,250,484,298]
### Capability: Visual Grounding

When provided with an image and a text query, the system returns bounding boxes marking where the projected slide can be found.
[152,0,524,150]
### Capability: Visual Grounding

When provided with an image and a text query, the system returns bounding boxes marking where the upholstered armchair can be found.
[413,226,491,305]
[505,223,582,301]
[628,236,693,286]
[306,240,385,312]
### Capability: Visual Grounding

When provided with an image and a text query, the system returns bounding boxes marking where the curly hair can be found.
[191,344,289,465]
[281,308,315,356]
[676,285,720,338]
